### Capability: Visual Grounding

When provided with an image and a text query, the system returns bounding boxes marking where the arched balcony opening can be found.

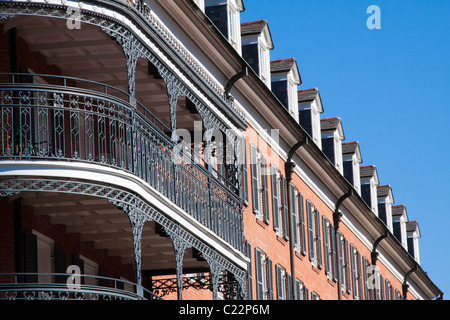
[0,191,163,300]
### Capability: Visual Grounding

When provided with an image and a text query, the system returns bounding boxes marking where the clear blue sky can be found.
[241,0,450,299]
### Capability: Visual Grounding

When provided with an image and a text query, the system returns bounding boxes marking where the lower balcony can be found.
[0,273,162,300]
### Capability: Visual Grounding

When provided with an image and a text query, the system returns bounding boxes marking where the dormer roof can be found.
[298,88,324,111]
[392,204,409,220]
[407,220,421,237]
[360,165,379,184]
[241,19,274,49]
[270,58,301,85]
[377,184,394,203]
[321,117,345,140]
[342,141,362,163]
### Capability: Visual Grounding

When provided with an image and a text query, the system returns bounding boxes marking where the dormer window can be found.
[406,221,421,264]
[321,117,345,174]
[205,0,244,54]
[377,185,394,232]
[392,205,409,249]
[342,141,362,194]
[298,88,324,148]
[360,165,379,215]
[271,58,301,122]
[241,19,274,88]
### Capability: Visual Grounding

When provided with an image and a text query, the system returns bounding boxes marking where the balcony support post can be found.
[204,255,223,300]
[167,225,191,301]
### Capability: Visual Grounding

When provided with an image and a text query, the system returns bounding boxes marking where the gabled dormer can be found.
[241,19,274,88]
[377,185,394,232]
[321,117,345,174]
[392,204,409,249]
[204,0,245,54]
[406,220,421,264]
[298,88,324,148]
[270,58,301,122]
[342,141,362,194]
[360,165,379,215]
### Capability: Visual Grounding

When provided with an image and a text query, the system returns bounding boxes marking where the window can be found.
[307,201,322,268]
[271,165,283,236]
[311,291,320,300]
[322,216,334,279]
[281,175,289,240]
[241,137,249,205]
[255,248,273,300]
[337,231,350,293]
[290,185,300,250]
[250,144,262,217]
[295,279,304,300]
[245,241,253,300]
[275,264,286,300]
[350,244,362,299]
[250,144,269,223]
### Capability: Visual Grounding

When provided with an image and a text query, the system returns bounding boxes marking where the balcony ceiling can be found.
[2,16,203,132]
[10,191,209,273]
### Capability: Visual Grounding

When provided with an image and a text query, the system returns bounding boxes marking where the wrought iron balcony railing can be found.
[0,273,162,300]
[0,73,244,253]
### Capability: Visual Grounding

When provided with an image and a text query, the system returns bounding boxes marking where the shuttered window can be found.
[344,238,351,294]
[322,216,333,277]
[289,184,300,249]
[362,256,369,300]
[275,264,286,300]
[337,231,347,291]
[298,192,306,255]
[306,202,322,268]
[306,200,315,262]
[250,144,262,216]
[54,245,67,284]
[330,224,338,283]
[271,165,282,234]
[295,278,304,300]
[350,244,360,299]
[281,175,289,240]
[245,241,253,300]
[254,248,263,299]
[286,272,292,300]
[303,285,309,300]
[267,258,273,300]
[316,209,322,269]
[241,137,249,205]
[261,156,269,224]
[24,230,38,283]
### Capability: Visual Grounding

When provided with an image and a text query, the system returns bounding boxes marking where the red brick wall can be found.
[242,123,409,300]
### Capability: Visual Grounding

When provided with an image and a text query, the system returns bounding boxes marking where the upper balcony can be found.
[0,72,244,253]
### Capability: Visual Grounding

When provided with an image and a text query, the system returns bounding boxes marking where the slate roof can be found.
[270,58,297,74]
[377,185,392,198]
[342,141,359,155]
[320,117,341,131]
[406,221,420,236]
[392,204,407,217]
[360,165,377,178]
[298,88,319,104]
[241,19,268,36]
